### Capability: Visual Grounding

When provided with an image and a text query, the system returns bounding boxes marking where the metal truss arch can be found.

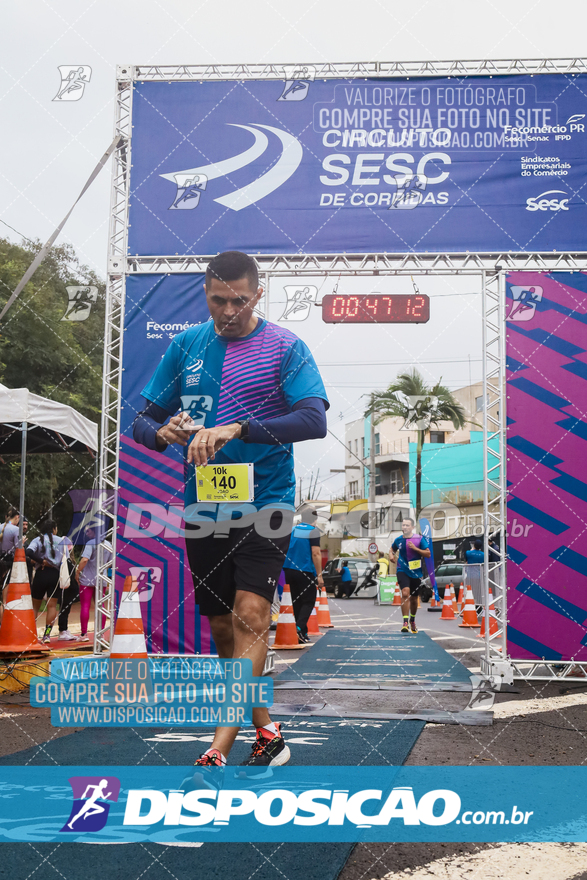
[127,59,587,82]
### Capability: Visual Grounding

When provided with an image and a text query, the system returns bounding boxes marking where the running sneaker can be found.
[297,629,311,644]
[58,631,81,642]
[194,749,225,767]
[241,724,291,767]
[180,749,225,794]
[410,621,418,634]
[78,633,90,642]
[401,624,409,633]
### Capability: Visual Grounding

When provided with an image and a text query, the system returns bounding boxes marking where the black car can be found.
[322,557,379,599]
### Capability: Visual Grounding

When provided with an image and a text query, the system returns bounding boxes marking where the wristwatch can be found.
[236,419,250,441]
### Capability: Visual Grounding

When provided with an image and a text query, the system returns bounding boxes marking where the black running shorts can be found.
[185,523,290,617]
[397,571,422,597]
[30,566,61,602]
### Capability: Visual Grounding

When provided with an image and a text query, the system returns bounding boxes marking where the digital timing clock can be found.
[321,294,430,324]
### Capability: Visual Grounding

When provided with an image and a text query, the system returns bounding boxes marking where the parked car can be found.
[422,563,465,598]
[322,557,379,599]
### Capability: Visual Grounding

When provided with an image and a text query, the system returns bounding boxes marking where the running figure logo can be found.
[129,566,162,603]
[507,286,543,322]
[278,66,315,101]
[279,285,318,321]
[180,394,214,427]
[390,174,427,210]
[170,173,208,210]
[61,776,120,833]
[400,396,439,431]
[62,286,98,322]
[53,66,92,102]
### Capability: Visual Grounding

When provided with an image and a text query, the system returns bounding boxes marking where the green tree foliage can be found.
[0,237,104,533]
[367,369,466,518]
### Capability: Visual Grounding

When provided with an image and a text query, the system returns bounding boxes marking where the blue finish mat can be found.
[275,630,471,683]
[1,842,353,880]
[0,714,424,879]
[0,714,424,767]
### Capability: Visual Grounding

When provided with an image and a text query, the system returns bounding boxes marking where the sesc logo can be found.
[162,124,303,212]
[526,190,569,212]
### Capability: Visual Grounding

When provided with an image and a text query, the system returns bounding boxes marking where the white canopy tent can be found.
[0,383,98,544]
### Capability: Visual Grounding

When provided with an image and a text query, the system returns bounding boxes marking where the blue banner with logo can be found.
[419,516,438,600]
[117,274,210,655]
[0,766,585,843]
[128,75,587,255]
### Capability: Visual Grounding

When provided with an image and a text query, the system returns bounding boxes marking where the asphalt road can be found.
[306,598,587,880]
[0,596,586,879]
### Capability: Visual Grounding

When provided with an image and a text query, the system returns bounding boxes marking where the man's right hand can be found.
[155,412,199,450]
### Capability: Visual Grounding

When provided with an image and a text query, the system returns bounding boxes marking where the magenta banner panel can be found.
[506,271,587,662]
[117,274,211,654]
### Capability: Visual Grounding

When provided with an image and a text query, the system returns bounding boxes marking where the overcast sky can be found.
[1,0,585,499]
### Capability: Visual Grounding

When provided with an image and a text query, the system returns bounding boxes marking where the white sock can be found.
[204,747,226,764]
[261,722,278,736]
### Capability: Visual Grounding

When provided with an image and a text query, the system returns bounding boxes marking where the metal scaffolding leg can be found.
[480,268,512,685]
[95,68,132,655]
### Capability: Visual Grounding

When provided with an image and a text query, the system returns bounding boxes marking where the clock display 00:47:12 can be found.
[321,294,430,323]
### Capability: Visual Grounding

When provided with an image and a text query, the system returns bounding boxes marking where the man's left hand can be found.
[187,424,242,467]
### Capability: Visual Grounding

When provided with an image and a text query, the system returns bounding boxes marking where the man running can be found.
[390,517,431,633]
[133,251,328,767]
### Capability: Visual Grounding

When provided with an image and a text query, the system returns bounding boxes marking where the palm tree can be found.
[367,369,466,518]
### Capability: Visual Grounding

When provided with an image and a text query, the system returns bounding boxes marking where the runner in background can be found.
[76,526,113,642]
[390,517,431,633]
[133,251,328,767]
[337,559,353,598]
[27,520,74,642]
[283,508,323,643]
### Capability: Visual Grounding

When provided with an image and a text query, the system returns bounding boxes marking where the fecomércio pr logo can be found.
[61,776,121,833]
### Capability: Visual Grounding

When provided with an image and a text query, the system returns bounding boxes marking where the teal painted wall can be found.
[409,431,500,508]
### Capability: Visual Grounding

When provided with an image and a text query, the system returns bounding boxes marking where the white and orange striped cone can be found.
[307,599,320,635]
[0,549,48,653]
[427,590,441,612]
[392,582,402,605]
[440,586,456,620]
[110,575,148,658]
[450,583,459,615]
[317,587,334,627]
[478,587,499,638]
[456,583,465,614]
[459,586,480,628]
[272,584,306,650]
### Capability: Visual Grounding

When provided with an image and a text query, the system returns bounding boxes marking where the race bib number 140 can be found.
[195,463,255,502]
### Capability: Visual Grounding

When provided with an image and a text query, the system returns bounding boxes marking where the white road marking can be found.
[431,635,480,643]
[493,692,587,718]
[380,842,587,880]
[446,647,484,654]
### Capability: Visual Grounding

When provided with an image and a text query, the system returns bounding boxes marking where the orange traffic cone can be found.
[459,586,480,628]
[440,586,455,620]
[392,582,402,605]
[450,584,459,614]
[456,583,465,613]
[0,549,48,653]
[478,587,499,638]
[317,587,334,627]
[110,575,148,658]
[272,585,305,650]
[307,596,320,635]
[427,590,441,612]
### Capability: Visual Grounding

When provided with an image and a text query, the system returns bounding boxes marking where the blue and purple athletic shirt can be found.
[391,533,430,579]
[141,318,328,510]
